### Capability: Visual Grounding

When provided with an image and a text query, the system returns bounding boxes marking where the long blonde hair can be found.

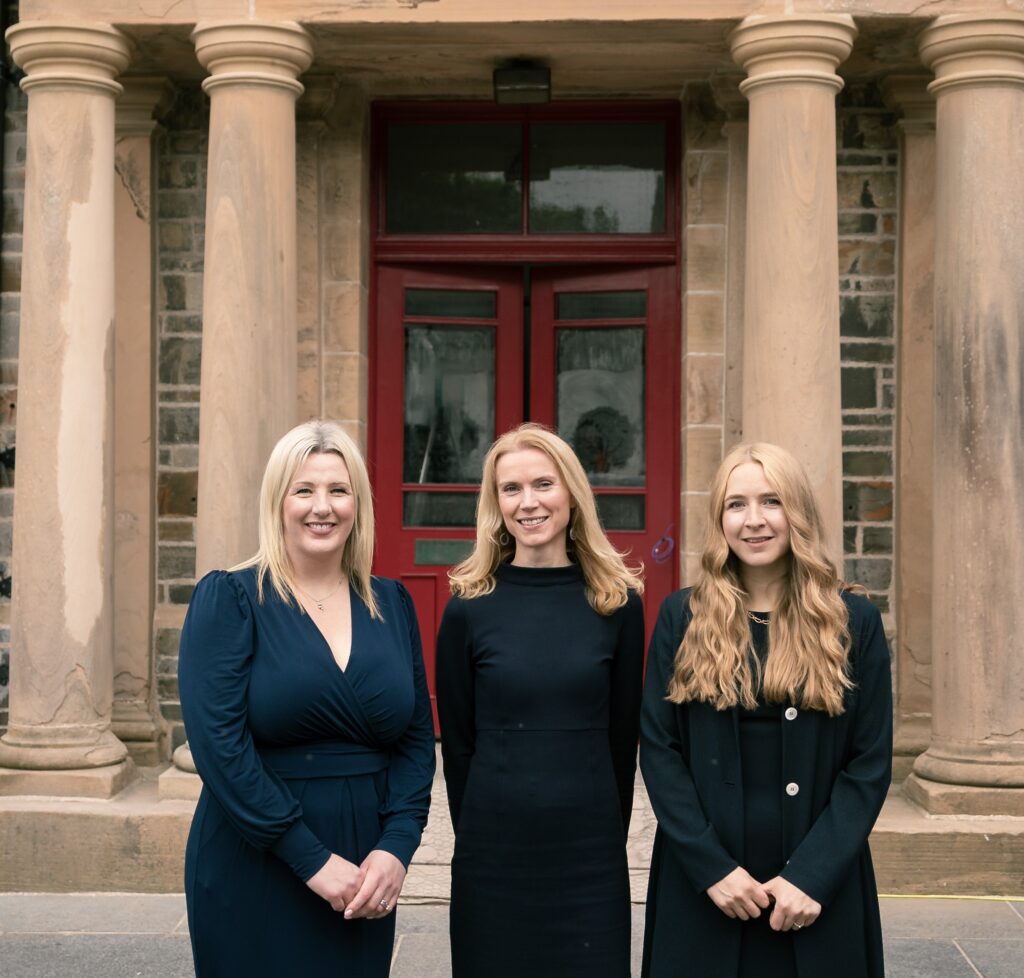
[667,442,853,715]
[448,423,643,615]
[234,420,381,619]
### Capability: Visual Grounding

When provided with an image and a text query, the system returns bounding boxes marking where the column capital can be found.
[884,74,935,133]
[919,16,1024,95]
[192,21,313,97]
[729,15,857,97]
[5,21,131,96]
[116,76,175,136]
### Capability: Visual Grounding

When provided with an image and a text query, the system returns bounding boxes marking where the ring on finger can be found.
[793,923,802,930]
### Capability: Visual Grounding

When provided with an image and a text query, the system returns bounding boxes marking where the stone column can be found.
[112,78,173,766]
[729,16,857,562]
[885,76,936,781]
[192,22,313,576]
[906,16,1024,815]
[0,23,134,797]
[162,23,312,794]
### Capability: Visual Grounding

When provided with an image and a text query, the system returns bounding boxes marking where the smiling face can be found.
[282,451,356,570]
[721,460,791,578]
[494,447,573,567]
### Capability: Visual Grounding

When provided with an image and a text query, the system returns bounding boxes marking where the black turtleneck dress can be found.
[436,562,645,978]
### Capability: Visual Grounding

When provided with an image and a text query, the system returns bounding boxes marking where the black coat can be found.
[639,589,892,978]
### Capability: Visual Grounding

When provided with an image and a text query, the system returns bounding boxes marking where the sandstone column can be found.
[162,23,312,793]
[192,22,313,575]
[730,16,857,562]
[885,76,936,781]
[112,78,173,765]
[0,23,133,796]
[906,16,1024,815]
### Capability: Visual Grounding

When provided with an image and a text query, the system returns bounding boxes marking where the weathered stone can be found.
[840,295,894,338]
[168,584,194,605]
[158,406,199,445]
[160,274,186,311]
[158,158,198,190]
[157,191,204,219]
[838,171,897,210]
[1,193,22,233]
[839,239,895,277]
[161,313,202,334]
[158,336,201,386]
[842,427,892,448]
[841,341,893,363]
[155,627,181,659]
[845,556,892,593]
[843,450,892,477]
[842,366,877,409]
[158,545,195,580]
[863,525,893,554]
[157,470,197,517]
[843,525,858,553]
[838,211,877,234]
[0,255,20,293]
[157,519,193,542]
[158,222,193,251]
[843,480,893,522]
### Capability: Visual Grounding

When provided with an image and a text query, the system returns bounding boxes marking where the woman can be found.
[179,420,435,978]
[640,442,891,978]
[436,423,645,978]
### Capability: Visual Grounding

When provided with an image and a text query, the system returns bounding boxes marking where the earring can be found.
[498,530,511,546]
[569,526,576,542]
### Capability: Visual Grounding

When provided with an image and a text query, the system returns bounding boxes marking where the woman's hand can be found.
[763,876,821,931]
[305,854,365,912]
[706,867,771,920]
[344,850,407,920]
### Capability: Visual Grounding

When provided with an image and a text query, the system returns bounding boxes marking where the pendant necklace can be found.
[298,579,345,613]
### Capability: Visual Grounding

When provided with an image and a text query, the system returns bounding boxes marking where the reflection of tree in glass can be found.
[572,406,635,475]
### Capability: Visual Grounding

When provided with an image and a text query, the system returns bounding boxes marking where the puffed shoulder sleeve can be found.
[178,571,330,882]
[435,596,475,831]
[639,592,739,893]
[375,581,436,869]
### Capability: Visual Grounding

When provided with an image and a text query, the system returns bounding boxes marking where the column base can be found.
[904,772,1024,816]
[158,741,201,800]
[913,737,1024,789]
[0,759,136,799]
[112,703,169,767]
[892,715,931,781]
[0,725,129,770]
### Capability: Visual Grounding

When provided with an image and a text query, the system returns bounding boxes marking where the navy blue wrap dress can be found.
[179,567,436,978]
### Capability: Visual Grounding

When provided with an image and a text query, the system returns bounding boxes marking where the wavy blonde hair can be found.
[448,423,643,615]
[233,420,381,619]
[667,442,853,715]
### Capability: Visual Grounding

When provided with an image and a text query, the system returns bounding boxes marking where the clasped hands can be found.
[706,867,820,932]
[305,849,407,920]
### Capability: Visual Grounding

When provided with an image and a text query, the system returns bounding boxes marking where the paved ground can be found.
[0,893,1021,977]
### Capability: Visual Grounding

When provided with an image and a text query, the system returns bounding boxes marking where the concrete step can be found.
[1,766,1021,897]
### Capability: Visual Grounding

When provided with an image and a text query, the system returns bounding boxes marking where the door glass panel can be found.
[387,123,523,234]
[557,290,646,321]
[528,123,666,234]
[403,492,479,527]
[557,327,645,487]
[405,289,497,319]
[595,495,645,531]
[404,325,495,485]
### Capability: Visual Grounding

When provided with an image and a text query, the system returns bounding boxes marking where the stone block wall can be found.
[0,74,25,732]
[836,84,898,613]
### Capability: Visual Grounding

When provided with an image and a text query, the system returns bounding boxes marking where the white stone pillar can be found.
[885,76,936,781]
[192,22,313,576]
[0,23,134,797]
[730,16,857,563]
[112,77,173,766]
[907,16,1024,815]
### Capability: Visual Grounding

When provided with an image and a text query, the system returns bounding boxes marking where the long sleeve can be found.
[780,598,893,905]
[607,591,645,835]
[375,582,437,868]
[435,596,475,831]
[178,571,330,882]
[639,593,739,894]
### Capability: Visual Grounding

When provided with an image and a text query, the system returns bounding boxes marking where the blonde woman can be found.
[436,423,645,978]
[179,421,435,978]
[639,443,891,978]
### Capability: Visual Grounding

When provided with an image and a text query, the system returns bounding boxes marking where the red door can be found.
[371,264,678,726]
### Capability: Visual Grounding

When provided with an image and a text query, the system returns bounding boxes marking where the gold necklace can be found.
[297,579,345,613]
[746,610,771,625]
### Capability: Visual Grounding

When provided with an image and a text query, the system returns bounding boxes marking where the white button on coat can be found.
[786,782,800,796]
[785,707,798,720]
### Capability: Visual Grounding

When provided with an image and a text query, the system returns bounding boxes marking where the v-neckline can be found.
[300,582,358,676]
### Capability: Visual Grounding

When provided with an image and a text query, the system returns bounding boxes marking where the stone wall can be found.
[836,84,898,613]
[0,72,25,732]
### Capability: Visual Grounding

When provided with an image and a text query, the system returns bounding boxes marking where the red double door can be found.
[371,263,679,724]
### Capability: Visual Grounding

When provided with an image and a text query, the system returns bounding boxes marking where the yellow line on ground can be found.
[879,893,1023,902]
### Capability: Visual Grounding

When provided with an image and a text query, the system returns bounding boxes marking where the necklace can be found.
[746,610,771,625]
[297,579,345,613]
